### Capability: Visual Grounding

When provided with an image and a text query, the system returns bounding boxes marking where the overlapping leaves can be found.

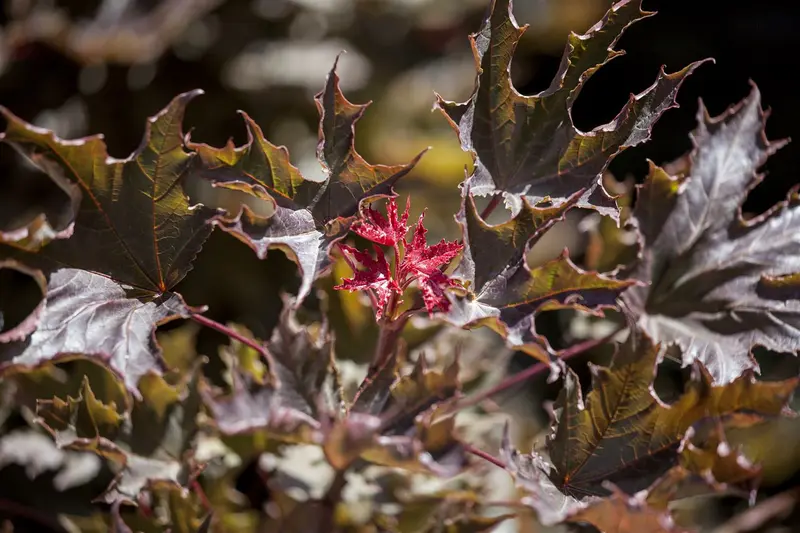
[0,92,218,393]
[190,59,426,304]
[624,85,800,384]
[36,361,203,504]
[201,305,466,477]
[501,331,799,527]
[548,331,797,497]
[437,0,706,218]
[445,191,635,362]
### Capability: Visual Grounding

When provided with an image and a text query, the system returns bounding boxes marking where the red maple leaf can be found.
[397,212,463,315]
[335,243,400,319]
[352,196,410,247]
[335,197,463,319]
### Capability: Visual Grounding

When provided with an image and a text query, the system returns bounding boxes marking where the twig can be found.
[189,312,269,359]
[713,487,800,533]
[480,195,502,220]
[465,443,507,470]
[316,469,348,533]
[444,326,624,416]
[0,497,65,532]
[191,479,212,512]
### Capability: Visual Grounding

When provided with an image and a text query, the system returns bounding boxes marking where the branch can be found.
[189,312,270,360]
[465,443,506,470]
[479,195,503,220]
[316,469,348,533]
[444,326,624,416]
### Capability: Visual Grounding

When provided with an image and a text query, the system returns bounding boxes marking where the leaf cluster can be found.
[1,0,800,532]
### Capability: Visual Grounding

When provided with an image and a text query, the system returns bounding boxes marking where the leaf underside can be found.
[0,92,217,393]
[624,84,800,384]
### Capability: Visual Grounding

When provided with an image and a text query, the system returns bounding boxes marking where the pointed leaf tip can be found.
[442,0,703,221]
[625,82,800,384]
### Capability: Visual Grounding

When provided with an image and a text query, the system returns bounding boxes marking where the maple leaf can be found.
[436,0,707,219]
[685,412,800,489]
[324,354,466,476]
[352,195,411,247]
[502,426,725,528]
[0,208,75,251]
[565,485,689,533]
[336,244,400,319]
[0,259,47,343]
[201,304,336,440]
[0,92,218,393]
[335,200,464,318]
[445,191,635,362]
[623,84,800,384]
[401,212,464,315]
[679,415,761,489]
[547,330,798,498]
[36,362,203,504]
[190,58,426,304]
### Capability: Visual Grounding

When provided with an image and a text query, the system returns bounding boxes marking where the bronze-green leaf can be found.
[201,305,336,441]
[446,192,636,362]
[547,330,798,497]
[0,92,219,393]
[191,58,426,303]
[37,361,203,503]
[436,0,707,219]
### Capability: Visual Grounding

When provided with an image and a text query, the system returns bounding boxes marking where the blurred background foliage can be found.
[1,0,800,531]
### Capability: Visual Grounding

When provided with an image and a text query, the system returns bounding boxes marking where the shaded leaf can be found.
[0,259,47,343]
[503,427,718,528]
[0,92,218,393]
[37,361,203,503]
[565,483,688,533]
[694,412,800,488]
[446,192,635,361]
[680,417,761,489]
[201,304,335,440]
[547,330,797,497]
[624,85,800,384]
[0,211,75,251]
[436,0,706,218]
[324,355,465,476]
[191,59,426,303]
[500,426,584,525]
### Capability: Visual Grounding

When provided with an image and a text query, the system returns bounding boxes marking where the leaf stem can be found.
[465,443,506,470]
[446,326,624,416]
[316,469,348,533]
[0,497,66,532]
[191,479,212,512]
[189,312,269,359]
[479,194,503,220]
